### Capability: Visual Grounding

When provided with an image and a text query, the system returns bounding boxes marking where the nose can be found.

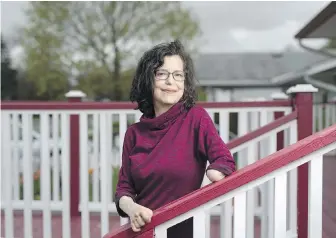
[165,74,174,85]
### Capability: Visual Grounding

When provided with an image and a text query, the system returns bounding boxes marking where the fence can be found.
[106,124,336,238]
[1,84,335,238]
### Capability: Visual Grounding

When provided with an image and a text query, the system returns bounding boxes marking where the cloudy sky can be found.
[1,1,329,54]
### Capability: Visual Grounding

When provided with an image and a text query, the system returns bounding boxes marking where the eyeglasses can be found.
[154,69,185,82]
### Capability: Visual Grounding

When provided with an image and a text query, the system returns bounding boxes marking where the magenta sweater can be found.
[115,103,235,236]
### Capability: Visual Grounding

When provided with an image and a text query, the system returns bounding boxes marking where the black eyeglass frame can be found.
[154,69,186,81]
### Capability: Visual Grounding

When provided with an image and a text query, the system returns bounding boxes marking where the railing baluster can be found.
[22,113,33,238]
[194,211,207,238]
[3,112,14,238]
[52,113,61,201]
[12,113,20,200]
[118,112,129,226]
[93,113,100,202]
[100,112,109,236]
[155,224,168,238]
[289,121,298,236]
[318,105,323,131]
[267,132,277,238]
[238,111,248,168]
[246,143,257,238]
[41,112,52,238]
[219,110,232,238]
[259,110,268,238]
[61,113,71,238]
[80,113,90,238]
[106,113,113,204]
[274,173,287,238]
[234,192,247,238]
[308,155,323,238]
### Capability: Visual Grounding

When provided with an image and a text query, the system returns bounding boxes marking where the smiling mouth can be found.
[162,89,177,93]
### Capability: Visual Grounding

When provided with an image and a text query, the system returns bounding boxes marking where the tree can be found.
[76,67,135,100]
[22,2,201,100]
[22,6,70,100]
[1,36,18,100]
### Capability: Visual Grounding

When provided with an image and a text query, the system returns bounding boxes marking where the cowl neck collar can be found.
[139,103,185,130]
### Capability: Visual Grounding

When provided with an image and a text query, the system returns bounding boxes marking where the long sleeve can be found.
[198,109,236,176]
[115,127,137,217]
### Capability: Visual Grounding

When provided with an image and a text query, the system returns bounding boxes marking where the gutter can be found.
[271,58,336,85]
[298,39,336,58]
[198,79,272,87]
[304,75,336,93]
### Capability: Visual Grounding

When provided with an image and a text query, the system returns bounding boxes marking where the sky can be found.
[0,1,330,63]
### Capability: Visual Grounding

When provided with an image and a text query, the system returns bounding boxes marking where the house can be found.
[195,2,336,103]
[194,51,330,102]
[275,1,336,103]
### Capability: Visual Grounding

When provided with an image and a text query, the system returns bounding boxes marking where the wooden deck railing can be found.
[105,123,336,238]
[1,84,333,238]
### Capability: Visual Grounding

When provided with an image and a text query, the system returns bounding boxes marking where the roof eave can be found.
[295,2,336,39]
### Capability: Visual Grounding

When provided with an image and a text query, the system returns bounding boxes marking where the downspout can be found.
[298,39,336,58]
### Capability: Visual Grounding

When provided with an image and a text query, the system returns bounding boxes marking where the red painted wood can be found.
[107,124,336,238]
[0,100,291,110]
[136,230,154,238]
[295,92,314,238]
[68,97,81,221]
[103,228,154,238]
[274,111,285,151]
[228,111,297,149]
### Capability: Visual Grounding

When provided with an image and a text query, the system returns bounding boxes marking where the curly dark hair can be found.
[130,40,197,117]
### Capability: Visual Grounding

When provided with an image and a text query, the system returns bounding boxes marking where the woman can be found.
[115,40,235,238]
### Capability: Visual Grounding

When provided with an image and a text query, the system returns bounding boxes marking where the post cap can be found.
[271,92,288,100]
[65,90,86,98]
[286,84,318,94]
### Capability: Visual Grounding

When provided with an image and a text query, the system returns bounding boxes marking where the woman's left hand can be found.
[206,169,225,182]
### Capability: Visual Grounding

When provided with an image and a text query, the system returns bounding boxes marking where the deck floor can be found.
[1,155,335,238]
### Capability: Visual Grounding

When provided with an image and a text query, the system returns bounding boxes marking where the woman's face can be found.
[153,55,185,108]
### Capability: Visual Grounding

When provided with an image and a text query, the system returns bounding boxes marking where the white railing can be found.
[1,84,323,238]
[313,102,336,132]
[2,112,71,238]
[1,103,291,238]
[202,114,298,238]
[107,124,335,238]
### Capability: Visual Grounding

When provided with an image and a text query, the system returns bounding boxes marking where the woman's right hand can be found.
[128,203,153,232]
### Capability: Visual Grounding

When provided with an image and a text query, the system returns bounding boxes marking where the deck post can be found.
[65,90,86,217]
[286,84,318,238]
